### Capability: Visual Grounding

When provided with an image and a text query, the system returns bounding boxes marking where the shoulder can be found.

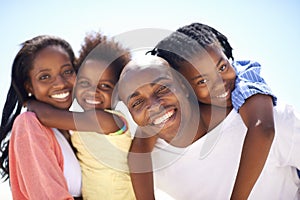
[12,111,52,139]
[232,60,261,74]
[14,111,40,126]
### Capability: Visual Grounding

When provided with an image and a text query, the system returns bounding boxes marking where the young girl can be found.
[28,32,136,199]
[0,35,82,199]
[129,22,277,200]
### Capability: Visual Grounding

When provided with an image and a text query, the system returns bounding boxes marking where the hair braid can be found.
[154,22,234,70]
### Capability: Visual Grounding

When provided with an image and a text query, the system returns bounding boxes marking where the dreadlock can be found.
[153,22,234,70]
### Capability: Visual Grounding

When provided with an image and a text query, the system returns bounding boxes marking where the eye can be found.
[131,98,144,109]
[218,64,228,73]
[63,69,75,77]
[99,83,114,90]
[196,79,208,85]
[155,85,170,96]
[39,74,51,81]
[78,80,90,88]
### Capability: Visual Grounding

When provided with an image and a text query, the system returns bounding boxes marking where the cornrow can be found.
[154,22,234,70]
[177,23,233,60]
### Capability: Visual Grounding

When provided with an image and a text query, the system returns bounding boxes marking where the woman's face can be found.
[178,45,236,108]
[26,45,76,109]
[75,60,116,111]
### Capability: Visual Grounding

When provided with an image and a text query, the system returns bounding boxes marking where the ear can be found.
[24,81,33,95]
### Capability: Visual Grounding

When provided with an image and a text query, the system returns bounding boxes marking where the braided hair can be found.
[0,35,75,181]
[152,22,233,70]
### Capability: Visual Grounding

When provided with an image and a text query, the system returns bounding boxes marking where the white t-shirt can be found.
[152,102,300,200]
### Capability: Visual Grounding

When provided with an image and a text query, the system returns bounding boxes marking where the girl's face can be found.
[26,46,76,109]
[119,62,193,143]
[178,45,236,108]
[75,60,116,111]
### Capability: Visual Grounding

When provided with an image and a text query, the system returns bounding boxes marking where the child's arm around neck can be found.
[27,100,123,134]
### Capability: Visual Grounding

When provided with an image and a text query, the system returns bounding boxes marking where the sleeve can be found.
[231,60,277,111]
[10,112,74,200]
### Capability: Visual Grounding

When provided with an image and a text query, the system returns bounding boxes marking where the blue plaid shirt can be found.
[231,60,277,111]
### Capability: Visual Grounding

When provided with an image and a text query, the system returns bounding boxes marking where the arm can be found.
[128,127,158,200]
[27,100,123,134]
[10,112,73,199]
[230,94,275,200]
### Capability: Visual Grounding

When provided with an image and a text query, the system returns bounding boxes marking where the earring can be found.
[28,93,32,97]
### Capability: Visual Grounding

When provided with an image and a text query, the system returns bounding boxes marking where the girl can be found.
[0,35,82,199]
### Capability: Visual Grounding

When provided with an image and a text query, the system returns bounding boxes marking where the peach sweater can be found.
[9,112,74,200]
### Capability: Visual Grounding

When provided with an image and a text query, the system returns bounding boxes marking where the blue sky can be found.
[1,0,299,198]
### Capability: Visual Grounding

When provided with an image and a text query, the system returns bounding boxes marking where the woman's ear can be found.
[24,81,33,95]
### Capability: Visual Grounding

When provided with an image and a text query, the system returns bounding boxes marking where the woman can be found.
[0,35,82,199]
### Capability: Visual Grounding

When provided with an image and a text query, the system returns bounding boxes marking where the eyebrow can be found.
[215,57,223,68]
[126,76,172,103]
[191,57,224,81]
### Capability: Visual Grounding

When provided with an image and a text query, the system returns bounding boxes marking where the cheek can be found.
[31,84,47,100]
[194,87,210,101]
[130,110,145,126]
[228,68,236,79]
[68,75,76,85]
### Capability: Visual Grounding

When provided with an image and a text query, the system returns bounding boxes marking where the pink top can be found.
[9,112,74,200]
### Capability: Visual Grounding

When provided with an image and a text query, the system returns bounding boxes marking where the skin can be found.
[25,45,76,110]
[126,45,274,199]
[25,45,76,140]
[75,60,117,111]
[28,59,123,134]
[178,44,275,200]
[119,56,205,200]
[118,57,200,147]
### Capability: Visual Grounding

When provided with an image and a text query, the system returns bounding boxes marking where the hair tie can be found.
[145,48,158,56]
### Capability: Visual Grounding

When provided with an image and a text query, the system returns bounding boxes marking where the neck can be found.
[193,103,233,142]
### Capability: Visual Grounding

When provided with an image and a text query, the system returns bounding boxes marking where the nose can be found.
[147,97,163,113]
[209,73,227,93]
[53,75,67,89]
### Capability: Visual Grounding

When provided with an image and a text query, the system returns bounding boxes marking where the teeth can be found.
[85,99,102,105]
[216,91,228,98]
[153,110,174,125]
[51,92,70,99]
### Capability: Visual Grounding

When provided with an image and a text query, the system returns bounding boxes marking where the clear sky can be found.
[1,0,299,198]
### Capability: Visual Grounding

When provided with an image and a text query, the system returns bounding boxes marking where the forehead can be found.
[118,64,174,100]
[33,46,69,65]
[179,45,224,76]
[78,59,114,78]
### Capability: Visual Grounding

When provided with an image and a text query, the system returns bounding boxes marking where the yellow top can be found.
[71,109,135,200]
